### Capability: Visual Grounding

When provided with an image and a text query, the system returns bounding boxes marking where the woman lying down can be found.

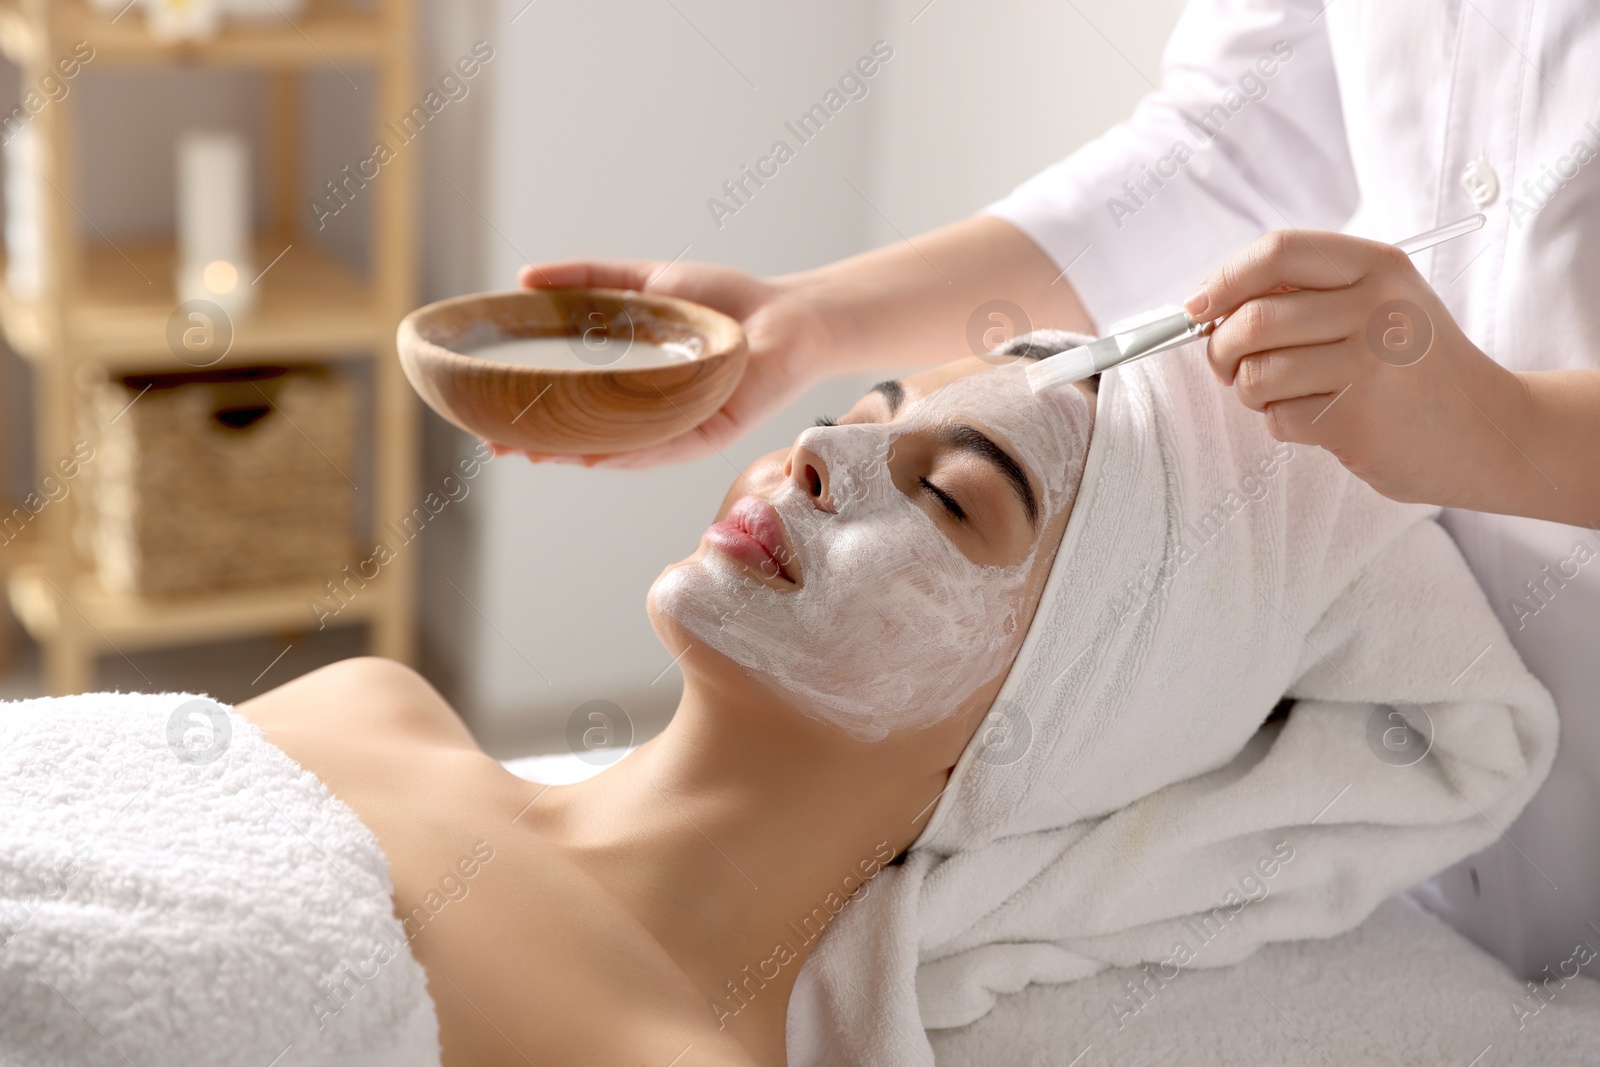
[0,334,1556,1067]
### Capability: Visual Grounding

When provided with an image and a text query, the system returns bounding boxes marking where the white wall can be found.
[866,0,1185,236]
[440,0,1186,750]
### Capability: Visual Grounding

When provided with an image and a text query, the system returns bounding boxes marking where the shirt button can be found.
[1461,158,1499,207]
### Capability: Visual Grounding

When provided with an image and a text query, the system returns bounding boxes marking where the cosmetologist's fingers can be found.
[482,441,587,464]
[518,258,665,292]
[1258,390,1354,446]
[1205,287,1364,385]
[1187,230,1412,323]
[579,427,722,470]
[580,404,760,470]
[1231,341,1358,414]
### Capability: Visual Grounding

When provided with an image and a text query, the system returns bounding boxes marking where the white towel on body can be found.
[0,691,441,1067]
[786,332,1559,1065]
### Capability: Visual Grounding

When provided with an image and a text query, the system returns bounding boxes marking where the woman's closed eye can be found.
[918,476,967,523]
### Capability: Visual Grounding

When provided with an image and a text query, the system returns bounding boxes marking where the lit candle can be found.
[143,0,222,40]
[4,124,41,300]
[176,130,254,319]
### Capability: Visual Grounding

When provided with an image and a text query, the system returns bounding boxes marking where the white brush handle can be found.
[1394,213,1485,255]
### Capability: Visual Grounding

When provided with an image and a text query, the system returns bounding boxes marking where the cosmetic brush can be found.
[1025,213,1487,393]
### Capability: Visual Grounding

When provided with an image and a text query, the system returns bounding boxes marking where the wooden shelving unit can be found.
[0,0,419,693]
[0,238,382,367]
[0,0,387,68]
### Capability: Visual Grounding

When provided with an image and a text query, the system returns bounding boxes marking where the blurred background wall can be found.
[0,0,1184,752]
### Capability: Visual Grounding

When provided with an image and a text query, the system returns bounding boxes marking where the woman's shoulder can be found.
[237,662,767,1065]
[239,657,478,751]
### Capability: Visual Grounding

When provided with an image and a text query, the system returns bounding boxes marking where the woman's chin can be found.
[645,560,729,661]
[648,552,750,626]
[646,562,794,699]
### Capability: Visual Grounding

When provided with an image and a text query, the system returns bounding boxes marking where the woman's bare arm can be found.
[786,213,1098,377]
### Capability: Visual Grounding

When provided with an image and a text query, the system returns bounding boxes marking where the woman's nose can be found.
[786,443,835,512]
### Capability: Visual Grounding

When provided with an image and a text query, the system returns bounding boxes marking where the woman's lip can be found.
[706,495,800,584]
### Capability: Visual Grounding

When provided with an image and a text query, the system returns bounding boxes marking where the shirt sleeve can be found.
[985,0,1357,331]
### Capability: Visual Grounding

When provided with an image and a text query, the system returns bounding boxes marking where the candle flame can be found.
[203,259,240,295]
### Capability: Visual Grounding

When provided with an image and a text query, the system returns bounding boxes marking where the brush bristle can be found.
[1025,347,1097,393]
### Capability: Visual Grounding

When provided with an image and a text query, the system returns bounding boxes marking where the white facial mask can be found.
[652,364,1092,741]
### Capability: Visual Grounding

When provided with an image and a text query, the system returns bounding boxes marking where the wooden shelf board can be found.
[0,1,385,69]
[7,553,384,653]
[0,238,385,367]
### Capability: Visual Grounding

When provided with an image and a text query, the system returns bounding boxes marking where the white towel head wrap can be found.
[787,330,1558,1065]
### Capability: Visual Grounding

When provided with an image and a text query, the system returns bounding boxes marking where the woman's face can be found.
[649,358,1095,742]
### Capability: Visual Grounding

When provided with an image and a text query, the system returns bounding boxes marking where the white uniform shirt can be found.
[987,0,1600,979]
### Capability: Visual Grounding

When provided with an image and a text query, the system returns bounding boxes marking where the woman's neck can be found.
[535,671,951,1062]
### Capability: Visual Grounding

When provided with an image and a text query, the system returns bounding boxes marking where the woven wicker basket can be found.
[79,365,358,597]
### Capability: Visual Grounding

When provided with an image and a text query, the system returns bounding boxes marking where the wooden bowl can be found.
[397,288,748,455]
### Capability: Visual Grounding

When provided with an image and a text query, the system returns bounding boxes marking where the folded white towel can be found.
[787,336,1559,1065]
[0,692,441,1067]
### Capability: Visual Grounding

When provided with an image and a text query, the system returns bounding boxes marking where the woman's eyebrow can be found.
[871,379,905,415]
[937,424,1039,526]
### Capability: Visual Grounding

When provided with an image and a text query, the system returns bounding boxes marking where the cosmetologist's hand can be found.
[1188,229,1530,512]
[496,257,834,469]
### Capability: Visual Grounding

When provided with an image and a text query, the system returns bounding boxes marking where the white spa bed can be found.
[929,895,1600,1066]
[505,751,1600,1066]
